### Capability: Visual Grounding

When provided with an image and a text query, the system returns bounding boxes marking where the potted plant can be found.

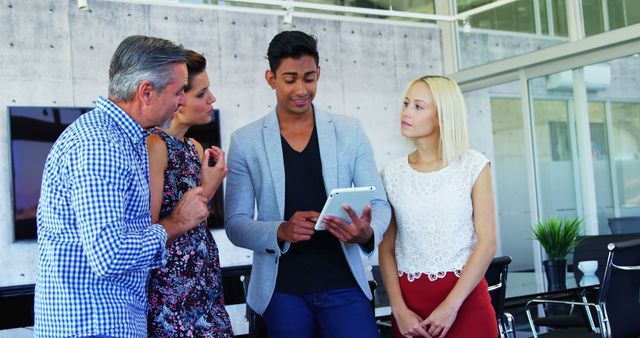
[532,217,582,291]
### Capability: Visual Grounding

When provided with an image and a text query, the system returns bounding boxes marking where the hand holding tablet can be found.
[314,186,376,230]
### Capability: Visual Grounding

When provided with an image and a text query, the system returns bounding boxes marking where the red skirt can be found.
[392,272,498,338]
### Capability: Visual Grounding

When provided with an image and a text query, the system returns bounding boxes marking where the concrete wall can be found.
[458,29,567,69]
[0,0,441,286]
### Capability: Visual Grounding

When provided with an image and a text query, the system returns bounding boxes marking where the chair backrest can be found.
[598,238,640,338]
[484,256,512,324]
[221,265,272,338]
[608,216,640,234]
[572,233,640,283]
[221,264,252,306]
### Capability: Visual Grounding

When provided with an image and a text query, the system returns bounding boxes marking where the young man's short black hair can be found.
[267,30,319,72]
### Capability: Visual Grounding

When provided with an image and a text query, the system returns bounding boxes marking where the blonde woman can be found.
[380,76,498,338]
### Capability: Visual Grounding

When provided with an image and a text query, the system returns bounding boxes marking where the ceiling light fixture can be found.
[282,6,293,26]
[78,0,89,11]
[462,18,471,34]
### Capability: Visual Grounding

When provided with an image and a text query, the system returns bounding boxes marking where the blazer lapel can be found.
[315,108,338,195]
[263,111,286,219]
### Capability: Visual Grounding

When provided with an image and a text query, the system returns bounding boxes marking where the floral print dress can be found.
[147,129,233,338]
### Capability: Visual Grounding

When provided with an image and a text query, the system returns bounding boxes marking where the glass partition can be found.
[457,0,568,69]
[610,102,640,216]
[189,0,436,17]
[456,0,639,69]
[582,0,640,36]
[587,101,614,233]
[528,75,582,221]
[584,55,640,221]
[457,0,568,36]
[465,81,536,271]
[491,95,536,271]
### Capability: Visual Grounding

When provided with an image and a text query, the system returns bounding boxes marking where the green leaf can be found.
[531,217,582,260]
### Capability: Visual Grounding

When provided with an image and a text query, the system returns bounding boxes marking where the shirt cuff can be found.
[149,223,169,267]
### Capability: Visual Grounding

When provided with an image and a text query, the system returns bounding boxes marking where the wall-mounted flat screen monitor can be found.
[9,106,92,240]
[8,106,223,241]
[185,109,224,229]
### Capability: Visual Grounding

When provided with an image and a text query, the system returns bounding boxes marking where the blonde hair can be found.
[403,75,469,165]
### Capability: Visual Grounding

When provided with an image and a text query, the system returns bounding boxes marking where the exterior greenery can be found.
[532,217,582,261]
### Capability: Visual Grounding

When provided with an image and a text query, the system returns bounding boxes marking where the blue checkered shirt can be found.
[35,97,167,338]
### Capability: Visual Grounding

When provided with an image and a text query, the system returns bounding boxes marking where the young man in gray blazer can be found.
[225,30,391,338]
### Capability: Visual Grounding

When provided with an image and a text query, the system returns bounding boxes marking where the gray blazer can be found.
[224,107,391,314]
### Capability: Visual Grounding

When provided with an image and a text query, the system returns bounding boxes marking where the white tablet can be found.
[314,186,376,230]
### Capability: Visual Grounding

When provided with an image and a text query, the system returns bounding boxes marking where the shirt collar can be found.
[96,96,146,145]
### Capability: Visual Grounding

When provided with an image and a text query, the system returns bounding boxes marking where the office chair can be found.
[221,265,268,338]
[526,238,640,337]
[528,234,640,334]
[485,256,516,338]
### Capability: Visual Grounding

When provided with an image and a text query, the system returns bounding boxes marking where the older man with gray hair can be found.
[34,35,210,338]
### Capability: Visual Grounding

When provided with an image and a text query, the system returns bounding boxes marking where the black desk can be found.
[504,271,603,308]
[506,284,599,310]
[0,284,35,330]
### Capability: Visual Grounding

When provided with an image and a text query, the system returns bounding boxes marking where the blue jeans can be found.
[262,287,379,338]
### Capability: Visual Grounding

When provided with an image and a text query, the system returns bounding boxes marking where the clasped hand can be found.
[396,302,458,338]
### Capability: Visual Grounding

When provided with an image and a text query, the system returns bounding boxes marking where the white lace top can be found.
[381,149,489,282]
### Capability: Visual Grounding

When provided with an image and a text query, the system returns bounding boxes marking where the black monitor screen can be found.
[9,107,224,241]
[185,109,224,229]
[9,106,92,240]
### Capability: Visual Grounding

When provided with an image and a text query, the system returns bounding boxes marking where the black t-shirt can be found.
[275,125,357,294]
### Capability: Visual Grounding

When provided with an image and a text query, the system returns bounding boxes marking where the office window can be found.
[610,102,640,214]
[582,0,640,36]
[490,95,535,271]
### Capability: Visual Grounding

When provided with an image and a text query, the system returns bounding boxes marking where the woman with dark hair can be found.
[146,50,233,337]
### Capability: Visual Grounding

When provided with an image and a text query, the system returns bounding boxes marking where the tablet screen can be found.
[314,186,376,230]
